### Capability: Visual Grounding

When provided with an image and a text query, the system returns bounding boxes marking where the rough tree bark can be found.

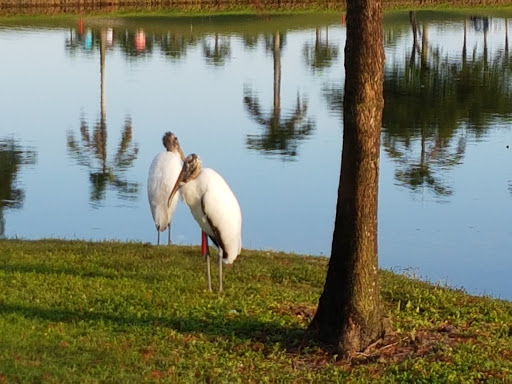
[308,0,385,354]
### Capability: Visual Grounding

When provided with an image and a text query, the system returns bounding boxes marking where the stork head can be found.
[168,153,203,207]
[181,153,202,183]
[162,131,185,161]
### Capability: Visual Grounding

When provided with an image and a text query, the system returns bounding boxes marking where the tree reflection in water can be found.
[0,138,37,238]
[61,16,512,196]
[202,33,231,66]
[322,83,342,120]
[66,28,139,207]
[382,14,512,199]
[244,31,315,160]
[302,26,339,73]
[157,33,198,61]
[67,116,139,206]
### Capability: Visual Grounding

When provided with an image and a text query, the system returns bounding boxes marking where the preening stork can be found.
[168,153,242,292]
[147,132,185,245]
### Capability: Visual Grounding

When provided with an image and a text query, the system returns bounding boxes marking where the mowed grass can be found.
[0,239,511,383]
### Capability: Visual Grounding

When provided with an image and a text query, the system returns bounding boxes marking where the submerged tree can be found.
[244,31,314,160]
[308,0,384,353]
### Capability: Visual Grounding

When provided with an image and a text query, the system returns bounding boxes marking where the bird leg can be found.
[157,231,160,246]
[168,225,171,245]
[218,251,223,293]
[202,231,212,291]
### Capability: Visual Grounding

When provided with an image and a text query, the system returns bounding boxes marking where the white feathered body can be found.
[180,168,242,264]
[147,151,182,232]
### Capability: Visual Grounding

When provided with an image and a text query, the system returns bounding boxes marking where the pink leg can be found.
[201,231,212,291]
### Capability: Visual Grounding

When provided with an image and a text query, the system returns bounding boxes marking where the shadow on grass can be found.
[0,303,306,352]
[0,263,122,280]
[0,261,188,283]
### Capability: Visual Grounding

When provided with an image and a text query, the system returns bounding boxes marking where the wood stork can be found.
[147,132,185,245]
[168,153,242,292]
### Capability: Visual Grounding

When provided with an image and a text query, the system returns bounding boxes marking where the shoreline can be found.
[1,238,510,302]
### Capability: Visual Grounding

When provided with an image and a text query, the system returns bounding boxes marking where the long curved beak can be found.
[168,169,184,207]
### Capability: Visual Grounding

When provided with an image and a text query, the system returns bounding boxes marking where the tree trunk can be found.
[308,0,384,355]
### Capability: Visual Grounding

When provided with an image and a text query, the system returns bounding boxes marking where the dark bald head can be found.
[162,132,185,161]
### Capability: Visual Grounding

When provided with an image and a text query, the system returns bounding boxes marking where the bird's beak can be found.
[168,168,184,207]
[178,147,185,162]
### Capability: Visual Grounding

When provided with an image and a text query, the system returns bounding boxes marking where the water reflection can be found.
[323,83,342,119]
[157,32,198,61]
[66,20,113,54]
[382,14,512,198]
[241,32,259,49]
[67,117,139,206]
[302,26,339,72]
[203,33,231,66]
[244,31,315,159]
[66,22,165,59]
[64,21,319,161]
[1,12,512,299]
[0,138,37,238]
[66,28,139,207]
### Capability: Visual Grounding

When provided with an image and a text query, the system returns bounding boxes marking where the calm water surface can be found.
[1,12,511,299]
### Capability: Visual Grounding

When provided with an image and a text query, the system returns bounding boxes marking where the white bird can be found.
[168,153,242,292]
[147,132,185,245]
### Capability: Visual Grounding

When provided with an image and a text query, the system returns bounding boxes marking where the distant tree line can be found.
[0,0,337,15]
[0,0,510,15]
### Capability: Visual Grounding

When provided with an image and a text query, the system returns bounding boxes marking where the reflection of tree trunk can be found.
[99,29,107,174]
[420,23,429,89]
[506,19,509,56]
[308,0,384,354]
[420,126,426,167]
[484,23,488,69]
[315,26,329,45]
[421,23,428,70]
[483,21,489,86]
[100,29,106,123]
[462,19,467,65]
[273,32,281,113]
[409,11,417,68]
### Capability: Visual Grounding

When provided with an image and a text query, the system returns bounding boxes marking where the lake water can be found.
[1,11,511,300]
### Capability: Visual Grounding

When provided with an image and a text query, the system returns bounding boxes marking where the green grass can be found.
[2,3,512,21]
[0,239,511,383]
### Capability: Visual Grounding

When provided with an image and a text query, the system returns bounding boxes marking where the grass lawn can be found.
[0,239,511,383]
